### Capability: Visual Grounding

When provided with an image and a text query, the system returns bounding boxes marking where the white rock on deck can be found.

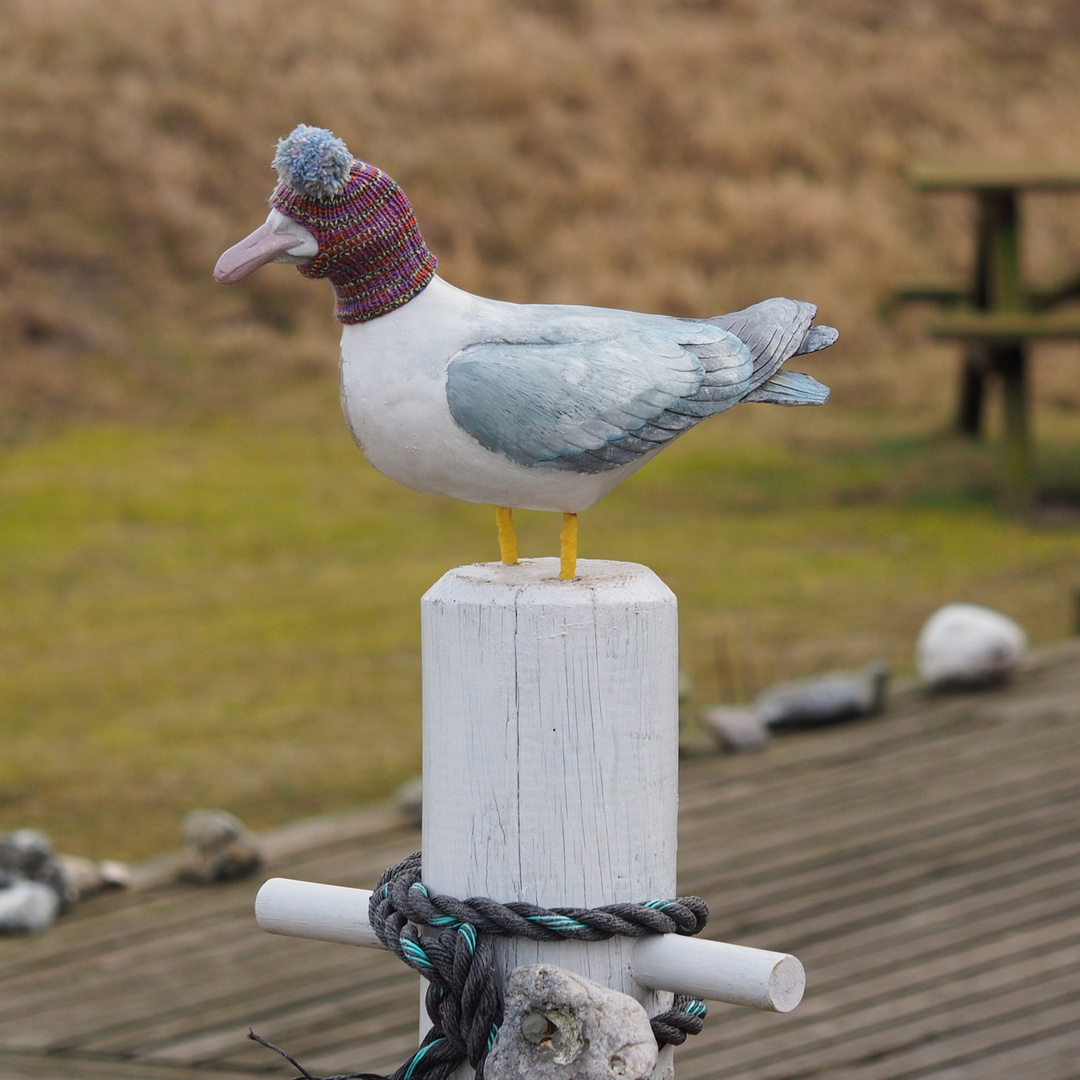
[700,706,772,752]
[916,603,1027,689]
[0,879,60,934]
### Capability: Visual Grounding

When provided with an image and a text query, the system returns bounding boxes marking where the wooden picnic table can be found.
[899,164,1080,508]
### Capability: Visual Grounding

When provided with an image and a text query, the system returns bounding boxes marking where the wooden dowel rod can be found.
[254,877,805,1013]
[630,933,804,1013]
[255,878,381,949]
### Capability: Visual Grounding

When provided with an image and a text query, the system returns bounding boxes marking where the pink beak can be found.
[214,221,308,283]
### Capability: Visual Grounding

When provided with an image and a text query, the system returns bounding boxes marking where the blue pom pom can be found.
[272,125,353,200]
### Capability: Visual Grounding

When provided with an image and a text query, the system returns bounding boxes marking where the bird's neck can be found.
[273,163,438,324]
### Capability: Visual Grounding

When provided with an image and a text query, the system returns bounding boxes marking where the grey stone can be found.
[0,876,60,934]
[98,859,133,889]
[486,964,657,1080]
[0,829,74,908]
[181,810,263,882]
[701,706,772,752]
[755,661,890,729]
[916,603,1026,689]
[701,662,890,749]
[0,829,53,876]
[51,854,131,900]
[52,855,105,900]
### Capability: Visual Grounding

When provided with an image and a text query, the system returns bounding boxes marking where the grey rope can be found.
[252,851,709,1080]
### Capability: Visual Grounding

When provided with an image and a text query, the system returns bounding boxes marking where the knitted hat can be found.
[269,125,437,324]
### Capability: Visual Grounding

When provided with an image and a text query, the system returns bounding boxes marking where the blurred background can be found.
[2,0,1079,861]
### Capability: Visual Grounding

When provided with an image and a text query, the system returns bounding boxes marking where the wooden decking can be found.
[3,643,1079,1080]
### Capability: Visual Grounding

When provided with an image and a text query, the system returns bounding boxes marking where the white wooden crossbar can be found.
[256,877,805,1013]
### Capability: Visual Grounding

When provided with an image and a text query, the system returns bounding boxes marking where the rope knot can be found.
[253,851,709,1080]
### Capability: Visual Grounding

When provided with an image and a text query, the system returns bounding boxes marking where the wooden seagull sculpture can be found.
[215,125,837,579]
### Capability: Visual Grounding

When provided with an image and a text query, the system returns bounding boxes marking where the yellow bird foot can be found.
[496,506,519,565]
[560,512,578,580]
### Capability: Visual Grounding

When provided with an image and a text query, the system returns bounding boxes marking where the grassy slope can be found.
[2,0,1080,857]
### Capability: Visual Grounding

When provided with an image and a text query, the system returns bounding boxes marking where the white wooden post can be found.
[254,557,807,1078]
[421,558,679,1080]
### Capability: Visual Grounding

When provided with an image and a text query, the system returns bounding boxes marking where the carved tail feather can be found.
[742,369,830,405]
[796,324,839,354]
[710,297,836,406]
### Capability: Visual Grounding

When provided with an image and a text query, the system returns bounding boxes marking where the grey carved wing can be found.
[445,322,752,473]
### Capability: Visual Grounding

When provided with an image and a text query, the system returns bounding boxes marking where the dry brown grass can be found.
[5,0,1080,436]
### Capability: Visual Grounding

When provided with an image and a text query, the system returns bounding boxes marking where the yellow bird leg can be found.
[560,512,578,580]
[496,506,519,565]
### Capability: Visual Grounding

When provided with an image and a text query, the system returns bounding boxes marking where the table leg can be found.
[996,344,1031,511]
[975,188,1033,507]
[957,346,988,437]
[958,189,1024,441]
[976,188,1022,308]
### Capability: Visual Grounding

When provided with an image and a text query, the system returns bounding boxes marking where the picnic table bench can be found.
[897,163,1080,508]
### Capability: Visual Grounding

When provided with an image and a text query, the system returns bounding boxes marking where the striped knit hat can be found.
[269,125,437,324]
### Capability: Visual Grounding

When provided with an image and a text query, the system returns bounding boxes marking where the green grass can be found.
[2,398,1078,860]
